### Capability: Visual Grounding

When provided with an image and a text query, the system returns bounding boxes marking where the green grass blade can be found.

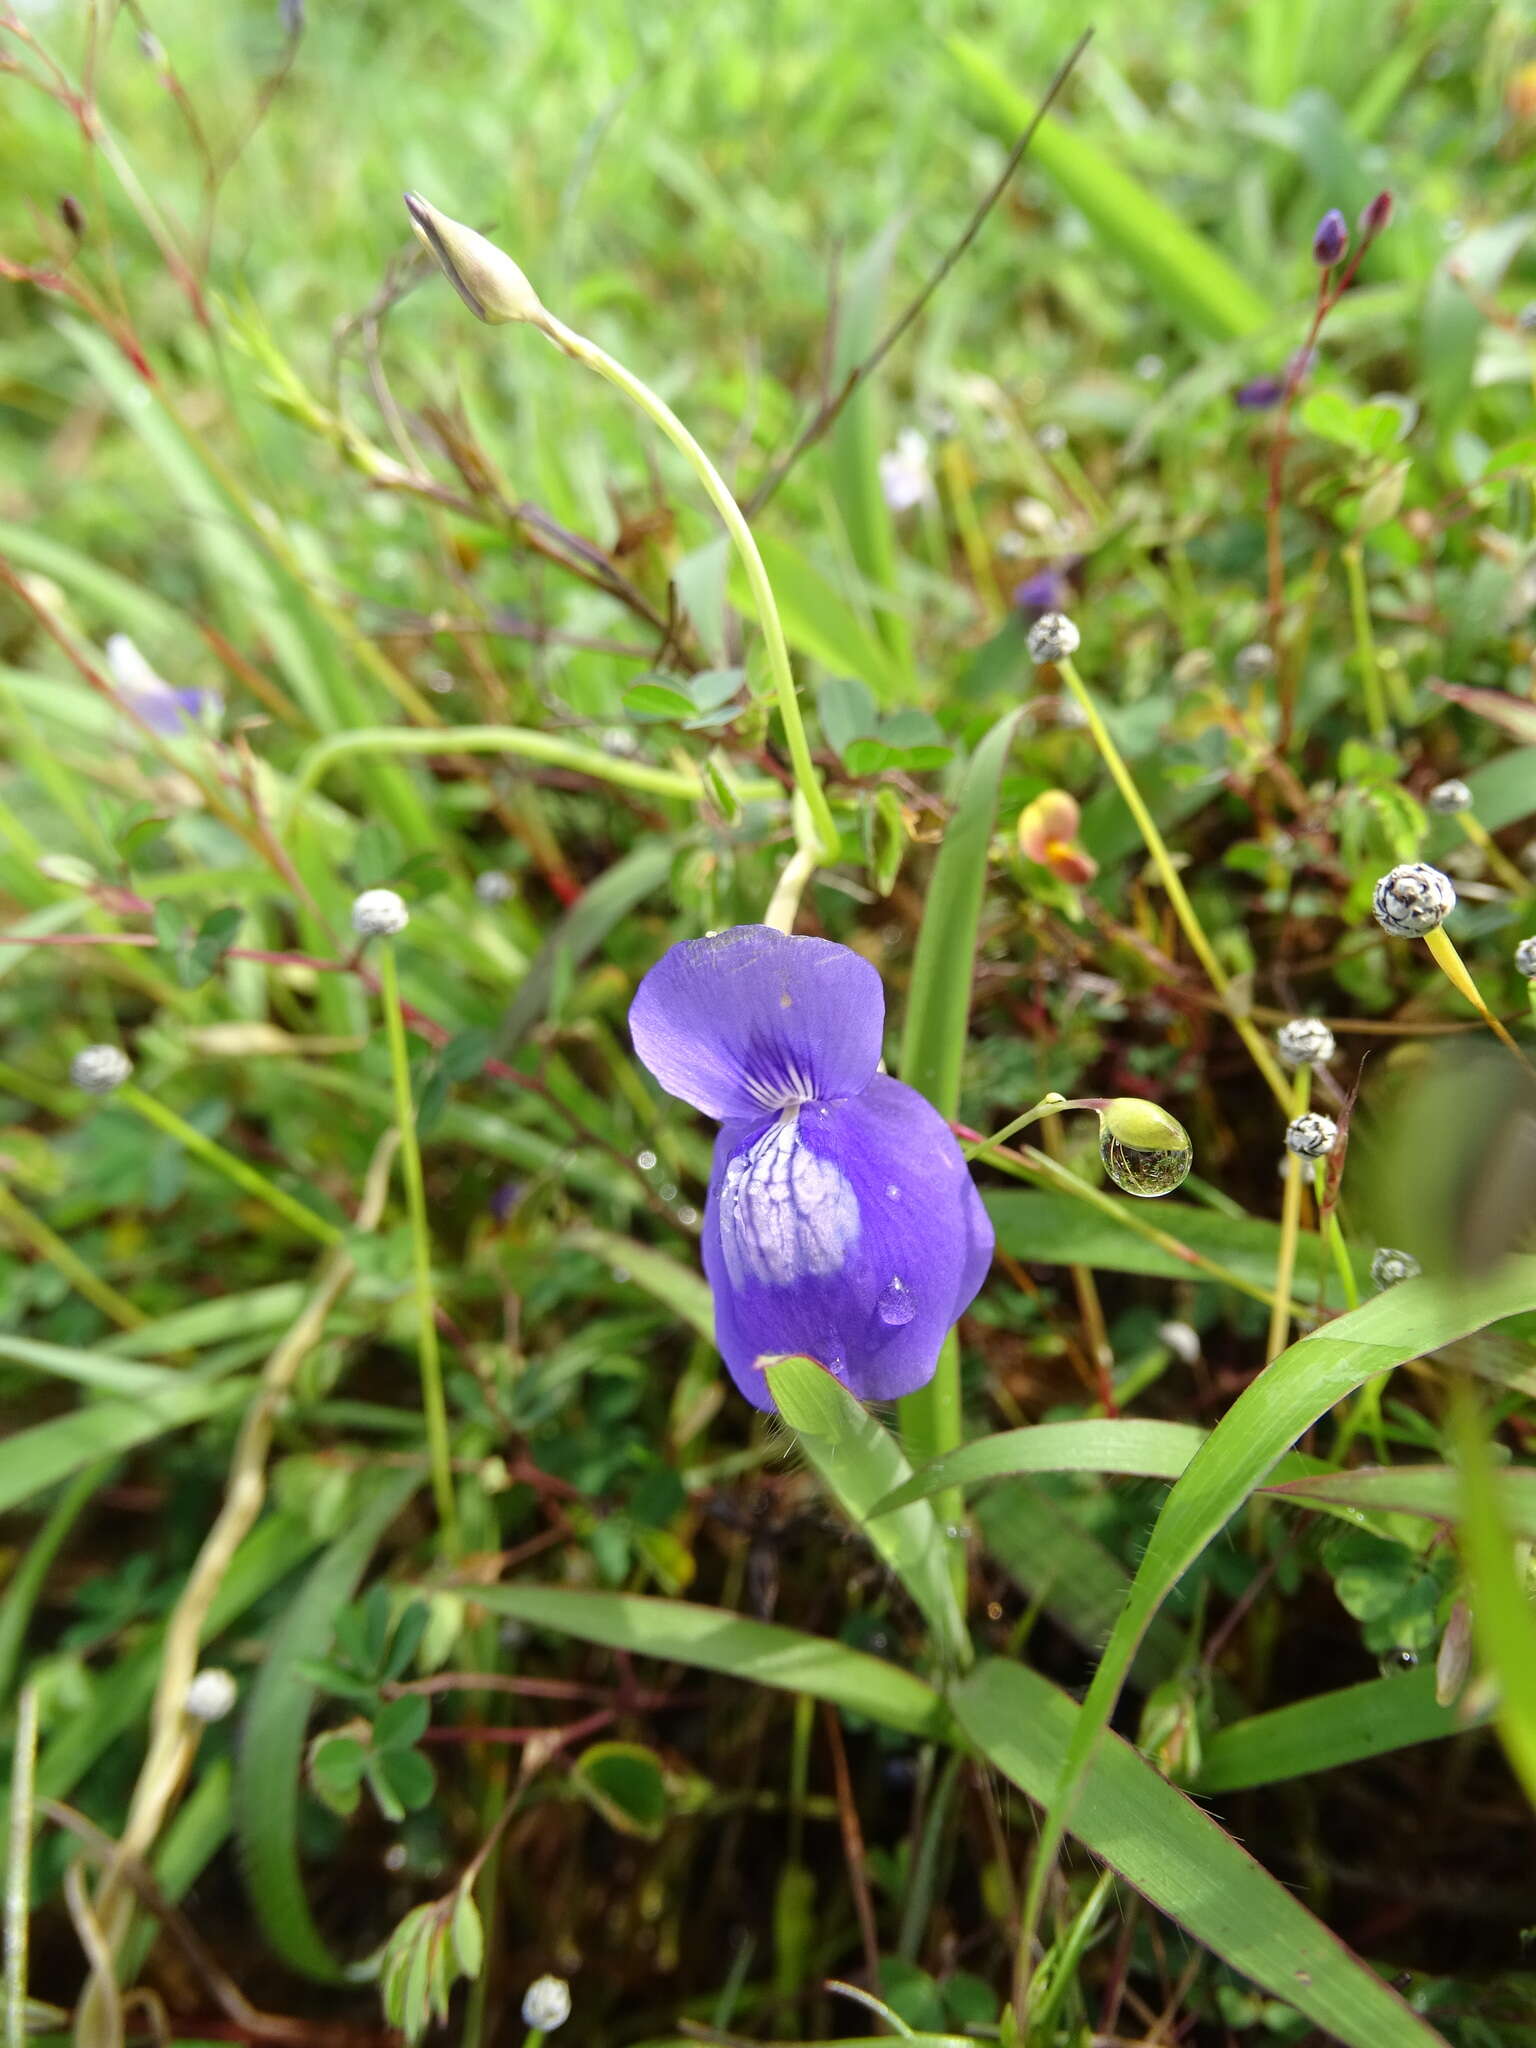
[0,1375,254,1516]
[233,1474,419,1981]
[870,1418,1209,1515]
[470,1586,951,1741]
[1196,1668,1485,1795]
[726,535,907,704]
[953,1659,1451,2048]
[570,1227,716,1342]
[498,839,674,1053]
[1028,1257,1536,1955]
[896,710,1020,1522]
[950,37,1273,341]
[1451,1392,1536,1809]
[766,1356,969,1670]
[0,1463,110,1706]
[1269,1463,1536,1538]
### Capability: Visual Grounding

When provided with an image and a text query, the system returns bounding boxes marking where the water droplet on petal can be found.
[885,1183,901,1200]
[877,1277,917,1326]
[1098,1099,1193,1198]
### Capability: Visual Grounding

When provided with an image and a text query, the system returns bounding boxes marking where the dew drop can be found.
[1098,1099,1193,1198]
[885,1183,901,1201]
[876,1277,917,1326]
[636,1149,658,1171]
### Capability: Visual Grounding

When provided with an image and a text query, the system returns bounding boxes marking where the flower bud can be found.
[1285,1111,1338,1158]
[1370,1246,1420,1290]
[1026,612,1080,664]
[351,888,410,938]
[185,1667,238,1722]
[1312,208,1348,266]
[71,1044,132,1094]
[1426,778,1472,816]
[1275,1017,1336,1067]
[1359,190,1393,237]
[1515,936,1536,980]
[1371,862,1455,938]
[520,1976,571,2032]
[403,193,546,326]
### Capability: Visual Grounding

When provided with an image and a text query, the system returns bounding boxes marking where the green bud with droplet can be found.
[1098,1098,1193,1198]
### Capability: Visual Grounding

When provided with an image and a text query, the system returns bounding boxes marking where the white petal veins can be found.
[719,1107,861,1288]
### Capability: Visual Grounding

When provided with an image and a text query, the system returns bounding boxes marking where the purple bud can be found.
[1359,190,1393,237]
[1312,209,1348,267]
[1011,566,1066,615]
[1233,375,1284,411]
[489,1181,523,1223]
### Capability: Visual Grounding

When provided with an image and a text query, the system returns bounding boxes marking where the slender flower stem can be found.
[1458,814,1529,895]
[0,1181,145,1329]
[763,829,819,935]
[115,1083,342,1248]
[1341,542,1390,744]
[4,1685,37,2048]
[1316,1171,1362,1313]
[377,944,460,1552]
[539,314,840,862]
[1266,1069,1310,1364]
[1423,926,1532,1068]
[962,1092,1104,1158]
[1055,657,1291,1109]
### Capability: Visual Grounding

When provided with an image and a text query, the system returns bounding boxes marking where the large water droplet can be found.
[877,1277,917,1326]
[1098,1099,1193,1198]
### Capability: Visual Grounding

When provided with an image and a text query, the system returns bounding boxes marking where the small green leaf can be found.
[379,1744,436,1813]
[570,1740,669,1838]
[450,1888,484,1980]
[308,1733,367,1817]
[626,678,697,718]
[373,1692,430,1751]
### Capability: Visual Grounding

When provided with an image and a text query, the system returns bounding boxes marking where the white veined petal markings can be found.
[719,1107,860,1288]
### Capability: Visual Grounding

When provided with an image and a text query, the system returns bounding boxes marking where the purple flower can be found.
[1011,566,1066,615]
[629,927,993,1411]
[105,634,220,736]
[1233,375,1285,411]
[1312,208,1348,267]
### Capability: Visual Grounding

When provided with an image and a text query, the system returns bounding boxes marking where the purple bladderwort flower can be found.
[106,634,219,736]
[1233,374,1285,411]
[629,927,993,1410]
[1312,208,1349,267]
[1011,565,1067,616]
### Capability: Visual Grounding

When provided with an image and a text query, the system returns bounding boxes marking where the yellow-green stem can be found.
[4,1683,37,2048]
[0,1180,145,1329]
[117,1083,342,1249]
[377,944,460,1551]
[1459,814,1529,895]
[1056,657,1291,1109]
[1423,926,1532,1068]
[1266,1068,1311,1363]
[540,315,839,862]
[1341,543,1390,745]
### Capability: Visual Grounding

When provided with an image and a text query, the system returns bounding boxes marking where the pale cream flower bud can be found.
[403,193,546,326]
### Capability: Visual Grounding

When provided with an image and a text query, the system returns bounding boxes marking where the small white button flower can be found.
[1234,642,1275,683]
[1285,1112,1339,1158]
[1426,778,1472,816]
[1157,1319,1201,1365]
[1371,862,1455,938]
[520,1976,571,2033]
[185,1667,238,1722]
[474,870,514,905]
[1026,612,1081,664]
[70,1045,132,1094]
[877,428,933,513]
[1515,936,1536,980]
[1275,1018,1336,1067]
[1370,1247,1421,1290]
[351,888,410,938]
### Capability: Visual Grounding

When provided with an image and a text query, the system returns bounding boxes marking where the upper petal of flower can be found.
[702,1073,994,1410]
[630,926,885,1121]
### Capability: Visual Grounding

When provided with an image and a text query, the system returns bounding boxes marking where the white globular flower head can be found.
[474,869,514,905]
[1234,642,1275,683]
[351,888,410,938]
[1285,1111,1339,1158]
[1157,1319,1202,1365]
[1372,862,1455,939]
[1426,778,1473,816]
[1370,1246,1421,1290]
[70,1044,132,1094]
[520,1976,571,2033]
[1515,936,1536,980]
[185,1667,238,1722]
[1026,612,1081,665]
[1276,1017,1336,1067]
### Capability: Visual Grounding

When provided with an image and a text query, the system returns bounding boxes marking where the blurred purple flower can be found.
[489,1181,523,1223]
[106,634,219,736]
[1233,375,1285,411]
[1011,566,1066,615]
[629,927,993,1411]
[1312,208,1348,266]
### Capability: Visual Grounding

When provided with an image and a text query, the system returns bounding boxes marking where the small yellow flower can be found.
[1017,789,1098,885]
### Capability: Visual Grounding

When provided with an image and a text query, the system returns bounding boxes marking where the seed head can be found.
[1515,936,1536,979]
[520,1977,571,2033]
[1312,208,1348,266]
[1426,778,1472,816]
[351,888,410,938]
[403,192,546,326]
[185,1667,238,1722]
[1234,642,1275,683]
[1370,1246,1420,1290]
[70,1044,132,1094]
[1026,612,1080,665]
[1276,1017,1336,1067]
[1285,1111,1338,1158]
[1371,862,1455,938]
[474,869,514,905]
